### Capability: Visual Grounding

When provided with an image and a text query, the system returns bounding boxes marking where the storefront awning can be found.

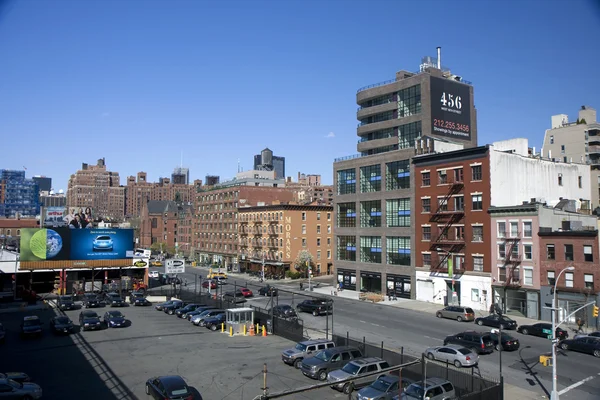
[249,259,285,266]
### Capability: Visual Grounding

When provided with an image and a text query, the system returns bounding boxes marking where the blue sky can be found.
[1,0,599,191]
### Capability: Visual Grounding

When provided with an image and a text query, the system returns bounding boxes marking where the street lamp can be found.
[551,266,574,400]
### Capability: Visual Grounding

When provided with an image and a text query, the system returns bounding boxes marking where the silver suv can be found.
[394,378,456,400]
[300,346,363,381]
[281,339,335,368]
[328,357,390,394]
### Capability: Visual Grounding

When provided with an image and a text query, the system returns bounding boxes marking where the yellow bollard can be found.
[243,324,247,336]
[256,323,259,334]
[262,325,267,337]
[221,322,225,333]
[229,326,233,337]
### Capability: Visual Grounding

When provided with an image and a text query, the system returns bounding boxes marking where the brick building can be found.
[194,186,297,269]
[139,200,192,255]
[238,204,333,276]
[0,218,38,248]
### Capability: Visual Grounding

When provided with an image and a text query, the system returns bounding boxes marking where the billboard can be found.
[165,258,185,274]
[430,76,472,141]
[70,229,134,260]
[43,207,67,228]
[65,207,94,229]
[19,228,71,261]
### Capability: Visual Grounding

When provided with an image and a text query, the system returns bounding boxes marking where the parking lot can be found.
[0,300,355,400]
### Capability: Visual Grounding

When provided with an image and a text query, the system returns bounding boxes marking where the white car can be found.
[148,271,159,279]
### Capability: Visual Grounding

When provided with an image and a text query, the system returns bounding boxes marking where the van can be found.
[300,346,363,381]
[281,339,336,368]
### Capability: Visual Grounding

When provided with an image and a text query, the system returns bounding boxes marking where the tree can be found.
[294,249,314,275]
[150,242,175,255]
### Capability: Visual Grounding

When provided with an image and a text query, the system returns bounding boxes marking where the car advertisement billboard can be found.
[430,76,472,141]
[19,228,72,261]
[43,207,68,228]
[70,229,134,260]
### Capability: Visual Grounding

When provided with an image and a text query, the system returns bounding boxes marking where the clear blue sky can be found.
[1,0,599,192]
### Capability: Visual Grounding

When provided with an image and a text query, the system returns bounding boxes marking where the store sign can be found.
[133,260,147,268]
[285,217,292,259]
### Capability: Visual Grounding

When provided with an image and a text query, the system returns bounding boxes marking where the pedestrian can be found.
[299,282,304,290]
[184,278,188,287]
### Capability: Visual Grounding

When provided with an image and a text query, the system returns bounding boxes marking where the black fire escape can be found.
[502,233,521,287]
[429,176,465,271]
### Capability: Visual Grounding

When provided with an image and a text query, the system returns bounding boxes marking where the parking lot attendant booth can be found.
[226,308,255,335]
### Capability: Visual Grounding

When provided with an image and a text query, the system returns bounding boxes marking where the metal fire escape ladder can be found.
[503,237,521,286]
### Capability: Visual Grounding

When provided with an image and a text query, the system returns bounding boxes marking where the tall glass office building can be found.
[0,170,40,218]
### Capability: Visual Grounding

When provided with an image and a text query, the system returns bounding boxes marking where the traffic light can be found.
[593,305,599,318]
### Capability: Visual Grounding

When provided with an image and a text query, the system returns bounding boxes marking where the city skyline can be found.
[1,1,599,192]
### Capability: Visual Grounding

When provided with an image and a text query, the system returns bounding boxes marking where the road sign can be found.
[542,329,552,334]
[165,258,185,274]
[551,338,559,343]
[547,335,553,339]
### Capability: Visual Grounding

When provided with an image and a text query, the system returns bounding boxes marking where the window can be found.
[472,226,483,242]
[386,198,410,227]
[360,236,382,263]
[316,225,321,234]
[497,222,506,238]
[397,84,422,118]
[302,212,306,221]
[498,243,506,258]
[498,266,506,282]
[547,271,555,285]
[524,269,533,286]
[547,244,555,260]
[327,212,331,221]
[471,165,482,181]
[327,225,331,234]
[509,222,518,237]
[561,144,565,154]
[421,198,431,213]
[454,168,464,182]
[317,250,321,260]
[302,238,307,247]
[471,194,483,210]
[337,202,356,228]
[454,196,464,211]
[438,170,448,184]
[473,256,483,272]
[584,245,593,262]
[422,226,431,241]
[523,222,532,237]
[327,238,331,246]
[565,272,574,288]
[422,253,431,267]
[317,212,321,221]
[550,135,554,144]
[386,160,410,190]
[471,288,480,302]
[564,244,574,261]
[337,169,356,195]
[337,236,356,261]
[327,250,331,259]
[398,121,422,149]
[360,200,381,227]
[558,173,563,186]
[302,225,306,234]
[360,165,381,193]
[578,176,583,188]
[524,244,532,260]
[386,236,411,265]
[437,197,448,212]
[421,172,430,186]
[584,274,594,289]
[455,226,464,240]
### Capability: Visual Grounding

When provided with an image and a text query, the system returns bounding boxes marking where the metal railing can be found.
[357,78,397,93]
[334,153,362,162]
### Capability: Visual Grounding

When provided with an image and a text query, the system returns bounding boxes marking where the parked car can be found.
[357,374,414,400]
[176,304,203,318]
[425,344,479,368]
[443,331,494,354]
[474,314,517,330]
[559,336,600,357]
[79,310,103,331]
[296,298,332,316]
[192,309,226,327]
[517,322,568,340]
[163,300,186,315]
[282,339,336,368]
[328,357,390,394]
[222,291,247,304]
[238,287,253,297]
[103,310,127,328]
[489,329,520,351]
[300,346,363,381]
[107,292,127,307]
[155,300,176,311]
[0,372,30,383]
[201,280,217,290]
[83,293,101,308]
[393,378,455,400]
[186,306,217,321]
[574,331,600,339]
[20,316,43,338]
[129,292,145,304]
[58,295,75,310]
[258,285,278,296]
[0,378,42,399]
[271,304,297,320]
[435,306,475,322]
[145,375,194,400]
[205,313,227,331]
[50,316,74,334]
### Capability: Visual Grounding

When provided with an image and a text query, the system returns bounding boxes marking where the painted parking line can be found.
[558,373,600,395]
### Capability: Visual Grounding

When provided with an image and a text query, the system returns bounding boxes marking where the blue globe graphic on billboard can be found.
[46,229,63,259]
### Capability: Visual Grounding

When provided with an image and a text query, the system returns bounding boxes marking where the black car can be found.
[145,375,196,400]
[258,285,278,296]
[20,316,43,338]
[296,299,332,316]
[58,295,75,311]
[474,315,518,330]
[517,322,568,340]
[489,330,520,351]
[155,300,176,311]
[205,313,227,331]
[129,292,146,305]
[559,336,600,357]
[270,305,297,320]
[176,304,203,318]
[163,300,186,315]
[50,316,74,335]
[192,310,225,327]
[103,310,127,328]
[79,310,103,331]
[443,331,494,354]
[0,323,5,343]
[83,293,101,308]
[107,293,127,307]
[185,306,217,320]
[132,297,152,307]
[0,372,30,383]
[222,291,247,304]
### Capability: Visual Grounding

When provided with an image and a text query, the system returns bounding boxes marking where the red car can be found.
[202,280,217,289]
[239,288,253,298]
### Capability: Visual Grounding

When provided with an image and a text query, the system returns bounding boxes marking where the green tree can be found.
[294,249,314,276]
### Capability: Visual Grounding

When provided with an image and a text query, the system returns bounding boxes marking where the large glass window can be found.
[397,84,421,118]
[359,128,394,142]
[398,121,422,149]
[360,111,394,126]
[337,169,356,195]
[359,94,393,109]
[360,200,381,227]
[360,236,382,263]
[360,165,381,193]
[386,160,410,190]
[386,198,410,227]
[386,236,411,265]
[337,236,356,261]
[337,202,356,228]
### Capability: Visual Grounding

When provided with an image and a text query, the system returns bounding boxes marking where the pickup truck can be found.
[296,298,332,316]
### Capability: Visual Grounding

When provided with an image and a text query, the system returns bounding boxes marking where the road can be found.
[149,264,600,399]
